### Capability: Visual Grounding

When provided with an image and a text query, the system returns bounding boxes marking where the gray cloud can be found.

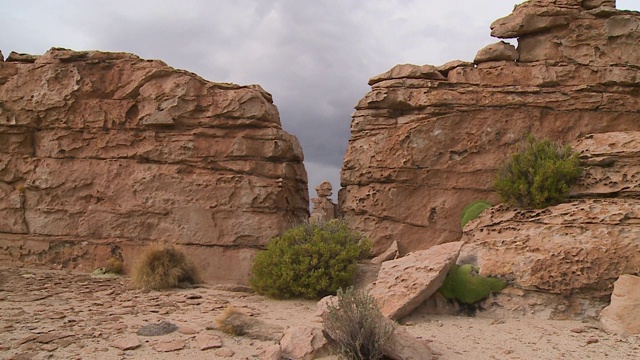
[1,0,638,199]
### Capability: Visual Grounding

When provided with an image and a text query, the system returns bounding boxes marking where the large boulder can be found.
[0,48,309,284]
[369,241,463,320]
[459,199,640,297]
[340,0,640,256]
[599,275,640,336]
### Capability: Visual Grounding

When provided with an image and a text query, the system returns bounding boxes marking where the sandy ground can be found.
[1,266,639,360]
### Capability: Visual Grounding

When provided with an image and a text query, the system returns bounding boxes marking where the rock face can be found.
[459,199,640,297]
[0,48,308,284]
[599,275,640,336]
[340,0,640,255]
[459,131,640,297]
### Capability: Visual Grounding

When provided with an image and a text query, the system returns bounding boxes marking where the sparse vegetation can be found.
[494,134,582,209]
[215,306,249,336]
[324,287,395,360]
[439,264,507,305]
[460,200,492,228]
[130,244,199,290]
[250,219,371,299]
[105,257,123,274]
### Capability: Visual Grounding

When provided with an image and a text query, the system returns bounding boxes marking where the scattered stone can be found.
[16,334,38,346]
[41,343,59,352]
[137,321,178,336]
[570,328,585,333]
[195,334,223,351]
[153,339,185,352]
[280,326,329,360]
[185,294,203,300]
[586,338,599,345]
[474,41,519,64]
[369,241,464,320]
[110,334,141,351]
[178,326,197,335]
[214,347,235,357]
[600,274,640,336]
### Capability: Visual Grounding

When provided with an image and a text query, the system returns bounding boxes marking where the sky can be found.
[2,1,639,201]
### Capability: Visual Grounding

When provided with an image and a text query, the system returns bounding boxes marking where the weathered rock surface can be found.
[279,326,329,360]
[340,0,640,255]
[0,48,308,284]
[599,275,640,336]
[459,198,640,297]
[474,41,519,63]
[369,241,463,320]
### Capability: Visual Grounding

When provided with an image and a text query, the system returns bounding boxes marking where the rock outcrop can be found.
[340,0,640,255]
[0,48,309,284]
[459,131,640,298]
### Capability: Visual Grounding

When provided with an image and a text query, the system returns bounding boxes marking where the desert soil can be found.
[1,266,639,360]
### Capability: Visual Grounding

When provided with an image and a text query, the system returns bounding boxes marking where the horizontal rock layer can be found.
[339,1,640,255]
[0,48,309,283]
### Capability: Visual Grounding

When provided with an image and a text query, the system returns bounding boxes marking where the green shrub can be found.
[324,287,395,360]
[250,220,371,299]
[439,264,507,305]
[494,134,582,209]
[460,200,492,228]
[130,244,200,290]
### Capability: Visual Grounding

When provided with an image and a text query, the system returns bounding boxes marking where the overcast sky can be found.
[2,1,639,200]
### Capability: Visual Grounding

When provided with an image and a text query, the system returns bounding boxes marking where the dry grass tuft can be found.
[105,257,123,274]
[130,244,200,290]
[215,306,250,336]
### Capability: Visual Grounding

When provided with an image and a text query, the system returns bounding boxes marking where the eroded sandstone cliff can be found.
[0,48,309,284]
[340,0,640,255]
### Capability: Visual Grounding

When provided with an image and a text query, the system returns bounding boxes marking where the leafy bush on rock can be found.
[324,287,395,360]
[439,264,507,305]
[250,220,370,299]
[131,244,200,290]
[494,134,582,209]
[460,200,492,228]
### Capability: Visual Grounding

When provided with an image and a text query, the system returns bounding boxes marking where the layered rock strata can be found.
[340,0,640,255]
[0,48,309,284]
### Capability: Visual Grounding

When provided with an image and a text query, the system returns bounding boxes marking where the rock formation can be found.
[310,181,338,222]
[458,131,640,301]
[0,48,308,284]
[599,274,640,336]
[340,0,640,255]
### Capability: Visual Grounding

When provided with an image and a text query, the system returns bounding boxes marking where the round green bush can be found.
[439,264,507,305]
[494,134,582,209]
[250,220,371,299]
[460,200,492,228]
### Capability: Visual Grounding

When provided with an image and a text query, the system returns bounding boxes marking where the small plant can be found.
[215,306,248,336]
[439,264,507,305]
[130,244,199,290]
[324,287,395,360]
[460,200,492,228]
[105,257,123,274]
[494,134,582,209]
[250,219,371,299]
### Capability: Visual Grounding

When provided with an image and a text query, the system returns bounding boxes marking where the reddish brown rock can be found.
[110,335,141,351]
[599,275,640,336]
[474,41,519,63]
[0,48,308,284]
[369,241,463,320]
[459,199,640,296]
[340,1,640,256]
[153,339,185,352]
[368,64,446,86]
[195,334,222,350]
[279,326,329,360]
